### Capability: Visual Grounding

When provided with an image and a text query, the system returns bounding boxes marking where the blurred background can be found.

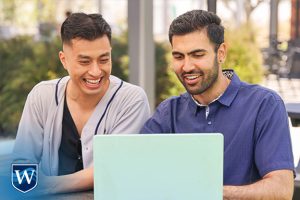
[0,0,299,137]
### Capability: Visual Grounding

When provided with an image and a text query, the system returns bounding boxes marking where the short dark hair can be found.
[61,12,112,45]
[169,10,224,51]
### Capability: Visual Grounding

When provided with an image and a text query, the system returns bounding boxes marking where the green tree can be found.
[0,36,65,137]
[0,0,16,23]
[224,26,264,83]
[155,42,184,105]
[111,31,129,81]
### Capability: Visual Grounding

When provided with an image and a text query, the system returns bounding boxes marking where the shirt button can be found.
[208,121,212,125]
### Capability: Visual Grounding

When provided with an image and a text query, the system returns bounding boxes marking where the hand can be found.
[37,167,94,194]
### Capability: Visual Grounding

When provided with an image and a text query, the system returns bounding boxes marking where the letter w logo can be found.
[15,169,35,184]
[11,164,38,193]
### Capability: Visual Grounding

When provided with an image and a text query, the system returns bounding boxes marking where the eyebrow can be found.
[187,49,207,56]
[172,49,207,56]
[77,52,110,60]
[172,51,183,56]
[77,55,90,60]
[99,52,110,58]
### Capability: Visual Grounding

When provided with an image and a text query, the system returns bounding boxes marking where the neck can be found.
[193,73,230,105]
[66,80,108,110]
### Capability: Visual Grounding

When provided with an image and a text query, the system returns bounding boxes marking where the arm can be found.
[223,169,294,200]
[40,167,94,194]
[224,96,293,200]
[41,87,150,193]
[13,87,44,163]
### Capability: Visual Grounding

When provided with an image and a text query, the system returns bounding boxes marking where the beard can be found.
[177,56,219,95]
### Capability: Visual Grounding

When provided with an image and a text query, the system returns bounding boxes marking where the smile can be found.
[185,75,200,80]
[84,78,101,84]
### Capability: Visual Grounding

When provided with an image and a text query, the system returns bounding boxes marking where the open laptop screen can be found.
[94,133,223,200]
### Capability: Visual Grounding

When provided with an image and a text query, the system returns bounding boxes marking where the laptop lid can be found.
[94,133,223,200]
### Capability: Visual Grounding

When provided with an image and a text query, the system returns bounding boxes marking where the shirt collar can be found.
[218,70,241,107]
[187,69,241,110]
[191,93,223,107]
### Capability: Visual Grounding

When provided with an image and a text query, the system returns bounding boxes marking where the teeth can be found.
[85,79,100,84]
[186,75,199,80]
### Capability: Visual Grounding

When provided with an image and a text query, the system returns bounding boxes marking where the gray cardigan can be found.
[13,75,150,175]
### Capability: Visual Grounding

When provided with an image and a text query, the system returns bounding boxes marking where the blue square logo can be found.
[11,164,38,193]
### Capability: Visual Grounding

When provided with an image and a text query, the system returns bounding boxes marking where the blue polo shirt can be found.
[141,70,294,185]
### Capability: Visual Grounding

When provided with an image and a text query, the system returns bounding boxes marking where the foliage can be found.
[0,36,65,136]
[111,31,129,81]
[0,0,16,22]
[224,25,264,83]
[155,42,184,105]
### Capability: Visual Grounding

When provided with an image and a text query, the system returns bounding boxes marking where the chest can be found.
[172,103,258,146]
[67,102,95,136]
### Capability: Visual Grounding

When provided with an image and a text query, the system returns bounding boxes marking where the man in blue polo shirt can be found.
[141,10,294,199]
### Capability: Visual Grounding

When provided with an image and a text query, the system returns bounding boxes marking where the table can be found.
[39,190,93,200]
[286,103,300,126]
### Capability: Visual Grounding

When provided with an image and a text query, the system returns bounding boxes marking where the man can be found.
[13,13,150,193]
[141,10,294,199]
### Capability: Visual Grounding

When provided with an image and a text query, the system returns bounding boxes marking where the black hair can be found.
[61,12,111,45]
[169,10,224,51]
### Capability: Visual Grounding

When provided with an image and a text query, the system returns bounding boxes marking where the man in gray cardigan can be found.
[13,13,150,193]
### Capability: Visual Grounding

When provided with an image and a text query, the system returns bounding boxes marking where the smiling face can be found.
[171,30,225,96]
[59,36,112,99]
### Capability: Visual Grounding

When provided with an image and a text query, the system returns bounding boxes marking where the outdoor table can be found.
[38,190,94,200]
[286,103,300,126]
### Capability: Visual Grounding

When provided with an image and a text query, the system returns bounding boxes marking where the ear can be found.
[59,51,68,70]
[217,43,227,64]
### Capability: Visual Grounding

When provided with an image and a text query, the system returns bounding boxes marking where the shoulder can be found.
[30,77,67,95]
[27,77,68,105]
[228,72,282,104]
[110,75,148,103]
[160,92,189,106]
[155,93,189,114]
[141,93,188,133]
[240,82,283,105]
[226,71,283,107]
[236,81,286,120]
[122,81,147,99]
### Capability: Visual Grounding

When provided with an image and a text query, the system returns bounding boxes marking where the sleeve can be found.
[140,100,171,134]
[109,87,151,134]
[254,96,294,177]
[13,87,44,163]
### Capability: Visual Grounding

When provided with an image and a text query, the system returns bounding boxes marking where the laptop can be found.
[93,133,223,200]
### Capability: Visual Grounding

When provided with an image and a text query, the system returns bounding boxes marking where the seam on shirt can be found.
[255,97,283,139]
[259,162,294,178]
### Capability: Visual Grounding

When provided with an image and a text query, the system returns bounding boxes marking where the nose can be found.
[88,62,102,76]
[182,58,195,72]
